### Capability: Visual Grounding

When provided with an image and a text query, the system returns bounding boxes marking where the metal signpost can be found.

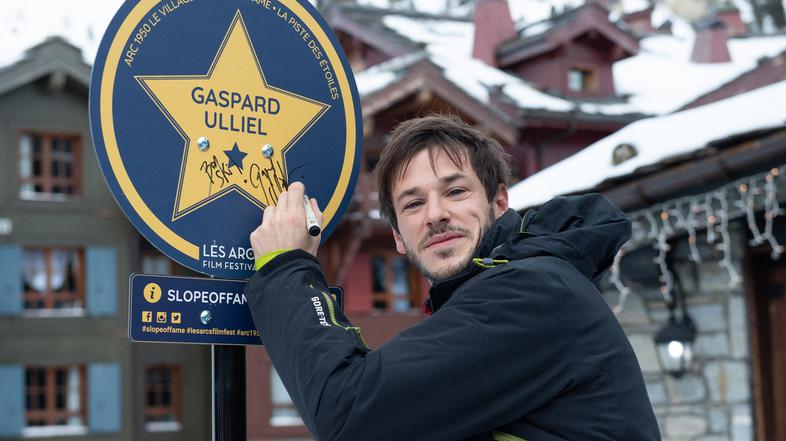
[89,0,362,439]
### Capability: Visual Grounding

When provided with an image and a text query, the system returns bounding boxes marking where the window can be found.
[23,247,84,315]
[142,252,176,276]
[144,365,182,432]
[19,132,82,200]
[270,367,302,427]
[567,67,596,92]
[24,366,87,436]
[372,253,420,312]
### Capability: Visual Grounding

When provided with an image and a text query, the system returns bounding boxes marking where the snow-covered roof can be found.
[6,1,786,123]
[508,80,786,210]
[368,3,786,117]
[615,31,786,114]
[354,52,425,96]
[357,0,585,22]
[0,0,122,67]
[377,12,641,116]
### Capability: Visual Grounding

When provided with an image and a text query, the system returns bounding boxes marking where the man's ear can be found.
[493,184,509,218]
[392,227,407,255]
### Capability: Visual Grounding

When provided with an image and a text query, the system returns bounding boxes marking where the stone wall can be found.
[603,222,754,441]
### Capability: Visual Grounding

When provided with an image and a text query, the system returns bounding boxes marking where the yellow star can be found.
[136,11,329,220]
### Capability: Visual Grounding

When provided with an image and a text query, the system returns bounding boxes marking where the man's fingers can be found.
[288,181,306,200]
[261,205,275,228]
[277,189,289,211]
[284,181,306,222]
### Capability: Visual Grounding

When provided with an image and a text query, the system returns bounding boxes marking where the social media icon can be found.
[156,311,167,323]
[142,311,152,323]
[171,312,181,324]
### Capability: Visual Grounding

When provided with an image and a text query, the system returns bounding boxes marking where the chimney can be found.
[715,4,748,36]
[622,6,655,35]
[472,0,517,66]
[691,19,731,63]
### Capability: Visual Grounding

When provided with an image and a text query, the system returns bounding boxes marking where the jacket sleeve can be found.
[246,250,580,441]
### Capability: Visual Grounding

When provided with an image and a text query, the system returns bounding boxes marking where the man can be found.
[247,115,661,441]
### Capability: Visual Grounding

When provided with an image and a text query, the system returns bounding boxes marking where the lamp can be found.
[654,314,696,377]
[654,241,697,378]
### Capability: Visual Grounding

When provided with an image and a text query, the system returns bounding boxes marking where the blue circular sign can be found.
[90,0,363,278]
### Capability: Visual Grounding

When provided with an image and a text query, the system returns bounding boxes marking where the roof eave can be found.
[360,61,519,145]
[0,55,91,98]
[597,126,786,211]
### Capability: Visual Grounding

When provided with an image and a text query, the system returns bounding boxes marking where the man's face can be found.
[391,147,508,282]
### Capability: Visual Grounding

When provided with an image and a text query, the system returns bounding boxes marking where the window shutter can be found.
[0,365,25,436]
[86,247,117,316]
[344,251,372,313]
[88,363,121,433]
[0,245,23,316]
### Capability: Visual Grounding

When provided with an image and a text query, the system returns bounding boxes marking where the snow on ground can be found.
[0,0,123,66]
[508,80,786,209]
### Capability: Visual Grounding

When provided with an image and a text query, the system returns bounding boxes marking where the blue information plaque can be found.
[91,0,362,279]
[129,274,344,345]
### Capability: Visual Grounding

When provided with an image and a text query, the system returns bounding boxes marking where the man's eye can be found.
[447,188,466,197]
[404,200,423,210]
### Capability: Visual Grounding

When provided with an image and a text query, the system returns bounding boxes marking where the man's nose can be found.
[425,194,449,226]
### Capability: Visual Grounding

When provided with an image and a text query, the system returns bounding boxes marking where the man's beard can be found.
[406,204,495,283]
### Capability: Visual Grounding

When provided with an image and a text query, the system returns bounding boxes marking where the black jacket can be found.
[246,194,661,441]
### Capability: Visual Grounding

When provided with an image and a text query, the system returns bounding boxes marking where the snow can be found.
[380,5,786,117]
[615,34,786,114]
[732,0,755,24]
[354,52,426,95]
[356,0,472,17]
[382,14,582,112]
[383,15,475,54]
[0,0,123,66]
[355,69,400,96]
[5,0,786,120]
[617,0,651,14]
[520,19,555,38]
[508,80,786,210]
[508,0,584,24]
[358,0,585,24]
[382,14,644,115]
[650,4,695,39]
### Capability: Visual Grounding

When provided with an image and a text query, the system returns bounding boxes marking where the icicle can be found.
[705,193,717,244]
[655,210,674,305]
[686,199,702,262]
[715,189,742,286]
[761,168,785,259]
[738,179,765,245]
[610,244,631,315]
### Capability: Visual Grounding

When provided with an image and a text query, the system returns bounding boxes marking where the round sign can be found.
[90,0,363,279]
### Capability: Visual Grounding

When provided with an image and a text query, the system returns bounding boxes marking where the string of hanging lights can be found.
[610,166,785,313]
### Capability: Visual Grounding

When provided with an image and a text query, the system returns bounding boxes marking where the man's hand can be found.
[250,181,324,258]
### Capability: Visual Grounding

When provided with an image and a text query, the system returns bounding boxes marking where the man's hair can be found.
[375,114,512,231]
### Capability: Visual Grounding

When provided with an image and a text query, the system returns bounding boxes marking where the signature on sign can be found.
[199,155,286,207]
